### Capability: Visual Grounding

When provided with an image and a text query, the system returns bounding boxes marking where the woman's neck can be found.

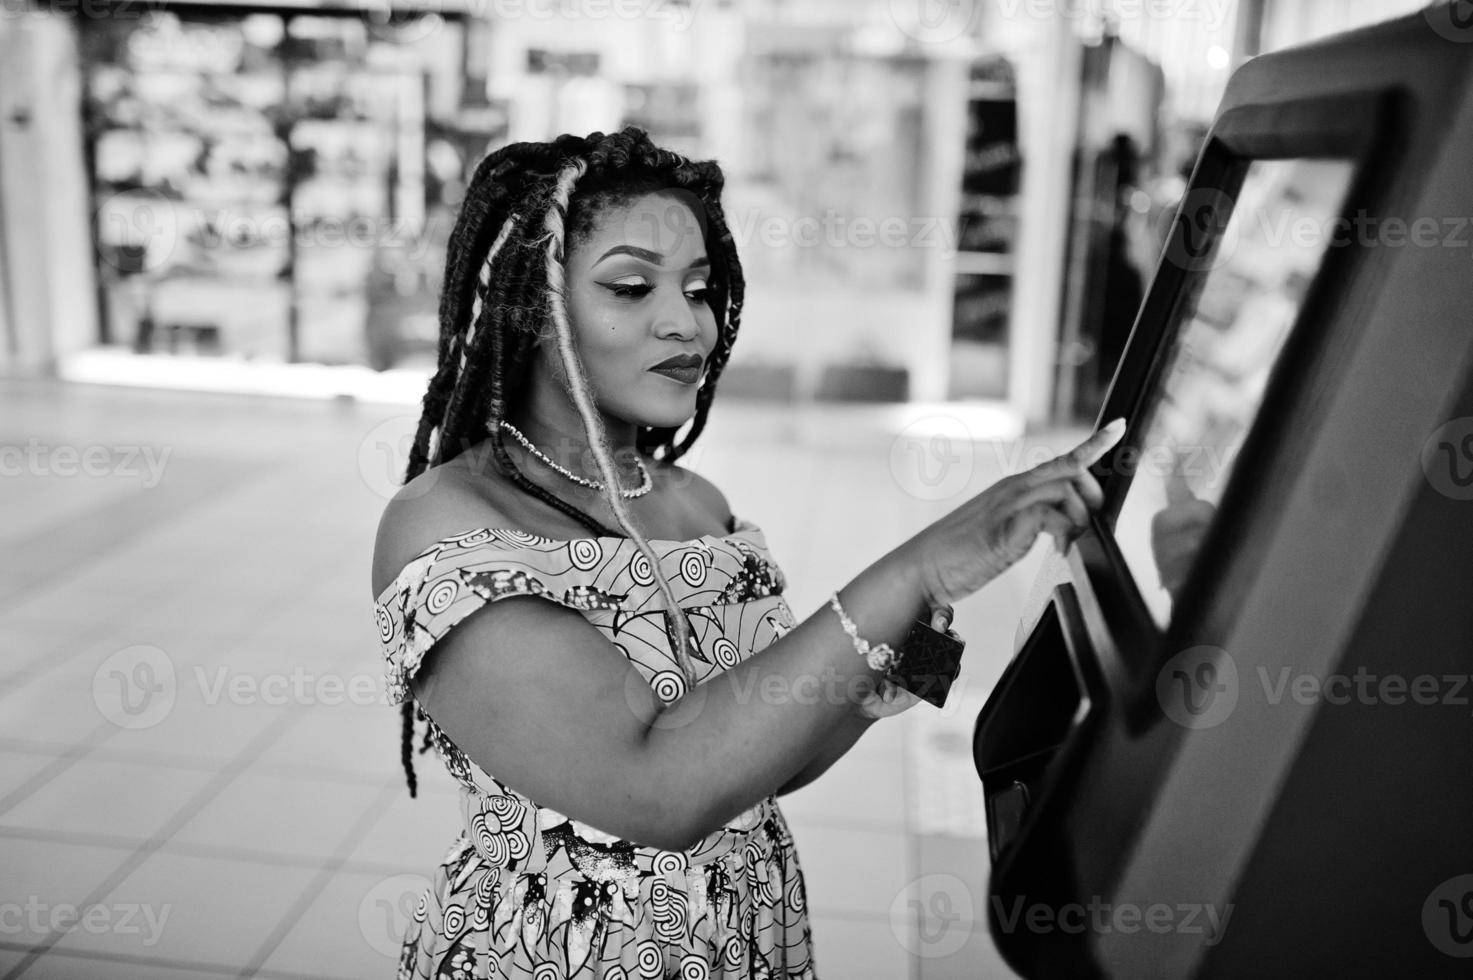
[501,400,644,486]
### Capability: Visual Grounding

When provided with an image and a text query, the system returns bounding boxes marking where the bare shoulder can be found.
[663,462,734,532]
[370,462,510,598]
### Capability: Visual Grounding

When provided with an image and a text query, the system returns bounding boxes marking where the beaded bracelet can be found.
[829,591,968,709]
[828,592,902,673]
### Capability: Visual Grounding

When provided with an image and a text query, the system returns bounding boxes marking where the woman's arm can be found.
[776,712,874,796]
[404,532,927,852]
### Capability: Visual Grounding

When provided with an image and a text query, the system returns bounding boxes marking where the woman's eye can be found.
[686,286,711,303]
[604,282,652,299]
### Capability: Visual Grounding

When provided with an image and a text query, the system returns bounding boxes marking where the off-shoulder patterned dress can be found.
[373,515,817,980]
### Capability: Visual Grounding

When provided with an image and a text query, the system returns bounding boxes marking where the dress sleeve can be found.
[372,529,628,705]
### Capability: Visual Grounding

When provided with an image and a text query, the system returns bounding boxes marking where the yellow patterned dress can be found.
[373,516,818,979]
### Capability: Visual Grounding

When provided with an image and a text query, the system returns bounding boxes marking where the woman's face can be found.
[551,189,719,431]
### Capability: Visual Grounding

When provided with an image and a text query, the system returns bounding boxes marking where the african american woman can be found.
[370,127,1125,979]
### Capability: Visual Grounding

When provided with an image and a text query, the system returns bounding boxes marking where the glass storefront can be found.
[79,5,492,372]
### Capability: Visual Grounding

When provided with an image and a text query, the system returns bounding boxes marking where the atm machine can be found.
[973,9,1473,978]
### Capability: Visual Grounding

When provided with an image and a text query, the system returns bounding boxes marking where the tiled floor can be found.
[0,378,1091,979]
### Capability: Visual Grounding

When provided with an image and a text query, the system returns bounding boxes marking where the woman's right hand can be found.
[903,419,1128,609]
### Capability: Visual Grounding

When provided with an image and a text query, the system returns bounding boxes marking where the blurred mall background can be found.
[0,0,1435,425]
[0,1,1446,978]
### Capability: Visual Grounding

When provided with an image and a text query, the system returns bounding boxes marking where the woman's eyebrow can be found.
[593,246,710,269]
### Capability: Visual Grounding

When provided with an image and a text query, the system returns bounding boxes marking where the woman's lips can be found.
[649,365,701,385]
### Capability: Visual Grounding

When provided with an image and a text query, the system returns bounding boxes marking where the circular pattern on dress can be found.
[636,939,663,978]
[653,851,686,877]
[679,550,707,587]
[375,606,395,643]
[487,795,522,827]
[533,962,559,980]
[605,968,629,980]
[476,825,509,867]
[786,874,806,913]
[442,903,467,941]
[628,551,655,586]
[721,935,744,966]
[649,670,686,703]
[495,528,540,546]
[425,578,459,614]
[711,636,740,669]
[656,893,687,940]
[450,529,493,547]
[649,878,671,907]
[475,871,496,906]
[568,538,602,570]
[680,954,711,980]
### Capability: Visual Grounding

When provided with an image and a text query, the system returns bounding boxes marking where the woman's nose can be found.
[651,290,699,340]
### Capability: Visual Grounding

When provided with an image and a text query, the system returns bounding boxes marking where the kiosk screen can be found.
[1113,158,1357,628]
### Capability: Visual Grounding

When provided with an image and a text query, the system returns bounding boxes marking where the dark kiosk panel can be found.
[973,9,1473,978]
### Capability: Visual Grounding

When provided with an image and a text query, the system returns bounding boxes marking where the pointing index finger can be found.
[1067,418,1127,467]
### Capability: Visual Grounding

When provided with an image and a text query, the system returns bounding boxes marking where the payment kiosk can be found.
[973,9,1473,977]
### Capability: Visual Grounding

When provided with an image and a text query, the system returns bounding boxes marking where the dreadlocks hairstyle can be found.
[396,128,746,797]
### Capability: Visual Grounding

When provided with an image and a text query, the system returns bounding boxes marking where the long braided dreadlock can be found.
[397,128,746,797]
